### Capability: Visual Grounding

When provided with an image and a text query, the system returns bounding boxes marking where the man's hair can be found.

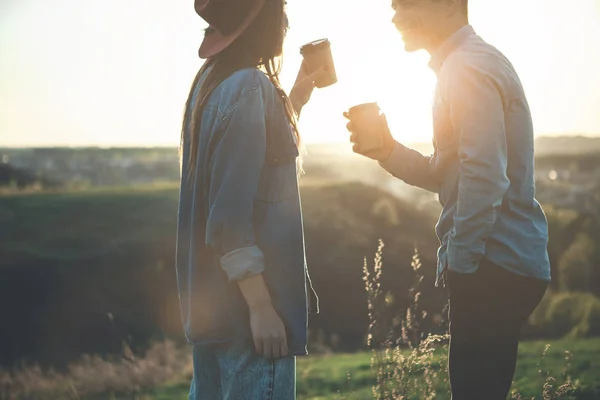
[430,0,468,16]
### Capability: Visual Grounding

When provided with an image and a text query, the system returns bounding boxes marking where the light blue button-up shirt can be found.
[381,25,551,285]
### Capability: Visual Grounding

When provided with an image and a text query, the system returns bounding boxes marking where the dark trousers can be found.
[447,259,548,400]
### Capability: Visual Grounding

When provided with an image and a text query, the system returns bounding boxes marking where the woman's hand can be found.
[237,274,289,359]
[289,61,327,115]
[249,302,289,360]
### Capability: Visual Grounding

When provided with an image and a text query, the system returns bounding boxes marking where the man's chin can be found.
[403,42,421,53]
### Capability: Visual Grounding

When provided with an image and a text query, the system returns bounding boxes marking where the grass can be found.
[0,183,438,265]
[4,338,598,400]
[3,186,600,399]
[137,338,600,400]
[0,185,180,263]
[511,339,600,398]
[0,341,192,400]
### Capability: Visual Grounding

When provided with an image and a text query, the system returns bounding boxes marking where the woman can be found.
[176,0,323,398]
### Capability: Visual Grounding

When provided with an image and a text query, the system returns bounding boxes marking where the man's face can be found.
[391,0,452,52]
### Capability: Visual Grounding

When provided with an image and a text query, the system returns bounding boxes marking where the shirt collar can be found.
[428,25,475,74]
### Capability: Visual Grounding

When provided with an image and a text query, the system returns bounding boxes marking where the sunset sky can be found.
[1,0,599,147]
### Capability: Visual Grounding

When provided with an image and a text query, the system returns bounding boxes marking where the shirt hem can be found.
[186,338,309,356]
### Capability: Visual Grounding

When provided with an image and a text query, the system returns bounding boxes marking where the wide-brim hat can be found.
[195,0,267,59]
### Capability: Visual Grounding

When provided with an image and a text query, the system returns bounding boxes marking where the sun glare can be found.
[281,0,437,145]
[0,0,599,147]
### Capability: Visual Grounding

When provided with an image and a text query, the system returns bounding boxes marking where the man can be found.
[347,1,551,398]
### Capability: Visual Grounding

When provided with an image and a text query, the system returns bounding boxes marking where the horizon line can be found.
[1,134,600,150]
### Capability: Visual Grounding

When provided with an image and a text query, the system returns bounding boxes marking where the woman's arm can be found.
[205,83,288,359]
[289,61,327,116]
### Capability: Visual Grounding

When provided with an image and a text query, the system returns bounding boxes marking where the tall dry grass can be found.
[363,240,449,400]
[0,241,582,400]
[0,340,191,400]
[363,240,577,400]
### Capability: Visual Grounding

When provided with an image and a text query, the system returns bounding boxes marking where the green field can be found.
[3,186,600,399]
[139,339,600,400]
[0,185,181,263]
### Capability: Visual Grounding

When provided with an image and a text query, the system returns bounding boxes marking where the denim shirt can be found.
[176,68,318,356]
[381,26,551,285]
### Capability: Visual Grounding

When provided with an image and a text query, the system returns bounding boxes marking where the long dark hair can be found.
[181,0,298,181]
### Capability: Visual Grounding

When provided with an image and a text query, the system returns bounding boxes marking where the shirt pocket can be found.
[256,141,299,203]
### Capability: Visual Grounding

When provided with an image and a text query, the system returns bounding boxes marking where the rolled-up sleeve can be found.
[445,62,510,273]
[220,246,265,282]
[205,85,267,282]
[379,142,439,193]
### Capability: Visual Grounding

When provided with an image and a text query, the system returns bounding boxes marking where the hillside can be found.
[0,163,60,190]
[535,135,600,155]
[306,135,600,158]
[2,136,599,192]
[0,183,440,367]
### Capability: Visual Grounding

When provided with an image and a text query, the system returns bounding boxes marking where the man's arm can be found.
[445,62,510,273]
[347,113,439,193]
[379,141,439,193]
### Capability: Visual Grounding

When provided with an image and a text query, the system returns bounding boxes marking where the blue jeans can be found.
[189,343,296,400]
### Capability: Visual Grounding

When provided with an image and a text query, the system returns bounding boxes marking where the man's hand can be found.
[289,61,327,115]
[345,113,395,162]
[249,302,289,360]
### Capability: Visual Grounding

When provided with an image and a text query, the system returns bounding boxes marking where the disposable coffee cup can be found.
[300,38,338,88]
[346,102,384,152]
